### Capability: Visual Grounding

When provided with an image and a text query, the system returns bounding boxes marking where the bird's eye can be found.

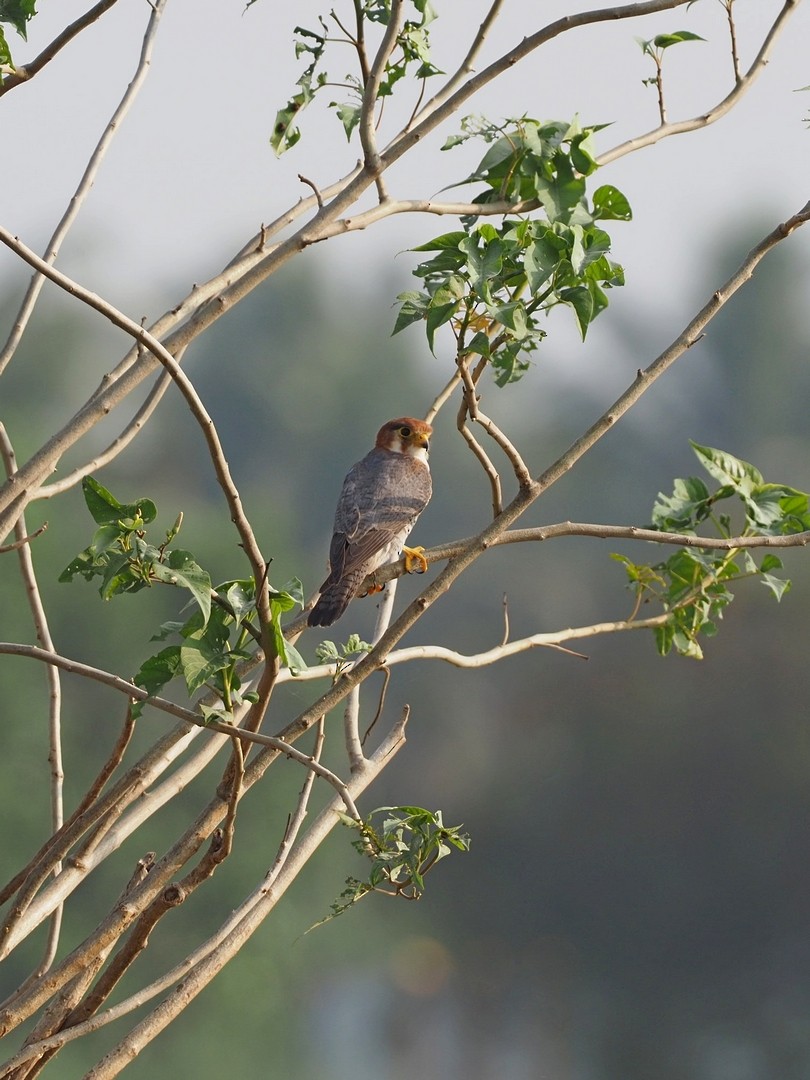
[399,425,412,437]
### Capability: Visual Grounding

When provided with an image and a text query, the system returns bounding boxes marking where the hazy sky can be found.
[2,1,808,357]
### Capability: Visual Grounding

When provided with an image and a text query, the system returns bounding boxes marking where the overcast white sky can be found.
[1,0,808,367]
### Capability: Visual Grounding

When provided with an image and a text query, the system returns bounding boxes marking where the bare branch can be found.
[369,521,810,591]
[0,643,202,726]
[425,371,462,425]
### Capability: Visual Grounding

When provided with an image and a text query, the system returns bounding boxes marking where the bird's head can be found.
[375,417,432,462]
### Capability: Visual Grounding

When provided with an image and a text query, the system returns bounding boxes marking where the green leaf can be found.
[652,30,706,49]
[759,553,783,574]
[149,550,212,625]
[223,580,256,628]
[425,299,459,352]
[331,100,362,140]
[279,576,305,608]
[465,331,491,359]
[760,573,791,602]
[0,0,36,39]
[458,233,504,292]
[524,232,562,292]
[0,24,11,66]
[270,96,306,155]
[490,342,531,387]
[132,646,182,716]
[592,184,632,221]
[179,637,229,695]
[748,483,810,535]
[269,592,308,671]
[100,553,144,600]
[690,442,763,493]
[559,286,594,339]
[411,231,468,252]
[392,290,428,335]
[81,476,157,527]
[651,475,712,531]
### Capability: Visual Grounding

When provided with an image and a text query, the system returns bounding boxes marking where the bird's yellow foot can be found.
[403,545,429,574]
[358,579,386,597]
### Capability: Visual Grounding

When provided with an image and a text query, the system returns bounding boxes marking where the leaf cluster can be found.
[312,806,470,930]
[60,477,305,717]
[613,443,810,658]
[395,118,630,384]
[314,633,372,679]
[270,1,440,154]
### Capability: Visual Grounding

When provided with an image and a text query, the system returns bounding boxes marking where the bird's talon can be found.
[403,545,428,575]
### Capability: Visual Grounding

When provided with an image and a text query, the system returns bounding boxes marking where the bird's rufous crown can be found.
[375,417,432,451]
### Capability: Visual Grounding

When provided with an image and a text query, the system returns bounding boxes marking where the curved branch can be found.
[0,232,269,607]
[0,0,120,97]
[0,643,201,726]
[598,0,799,166]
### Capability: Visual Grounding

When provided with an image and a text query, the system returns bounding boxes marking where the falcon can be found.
[308,417,433,627]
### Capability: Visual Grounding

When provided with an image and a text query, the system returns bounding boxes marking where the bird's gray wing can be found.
[326,450,430,581]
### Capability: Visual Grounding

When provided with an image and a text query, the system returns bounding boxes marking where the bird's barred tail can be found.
[307,572,364,627]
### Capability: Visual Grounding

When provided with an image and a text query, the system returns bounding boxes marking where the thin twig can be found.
[456,357,503,516]
[0,0,168,378]
[0,427,64,980]
[0,524,46,554]
[406,0,505,129]
[458,355,532,490]
[358,0,403,200]
[724,0,741,84]
[36,370,174,499]
[297,173,324,209]
[425,371,462,425]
